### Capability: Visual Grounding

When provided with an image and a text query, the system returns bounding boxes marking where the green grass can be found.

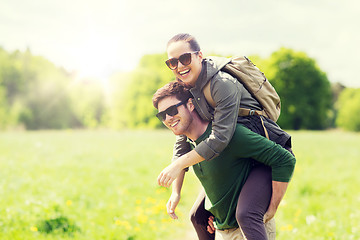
[0,129,359,239]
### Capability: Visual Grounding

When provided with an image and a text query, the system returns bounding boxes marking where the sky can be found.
[1,0,359,87]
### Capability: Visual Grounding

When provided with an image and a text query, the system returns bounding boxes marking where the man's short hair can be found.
[152,81,193,109]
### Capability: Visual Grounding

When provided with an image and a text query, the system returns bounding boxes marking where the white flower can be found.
[306,215,316,225]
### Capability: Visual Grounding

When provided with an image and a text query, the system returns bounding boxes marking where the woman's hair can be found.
[167,33,201,52]
[152,81,193,109]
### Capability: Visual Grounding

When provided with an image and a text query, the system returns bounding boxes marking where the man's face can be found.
[167,41,203,87]
[157,96,192,136]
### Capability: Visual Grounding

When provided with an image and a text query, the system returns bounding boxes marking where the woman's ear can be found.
[198,51,203,62]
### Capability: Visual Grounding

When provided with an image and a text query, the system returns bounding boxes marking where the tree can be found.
[336,88,360,131]
[0,47,77,129]
[263,48,332,130]
[115,53,173,128]
[69,79,108,128]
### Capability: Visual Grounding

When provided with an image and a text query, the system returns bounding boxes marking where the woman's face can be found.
[167,41,203,86]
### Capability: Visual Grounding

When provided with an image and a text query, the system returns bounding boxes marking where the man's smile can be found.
[170,120,180,128]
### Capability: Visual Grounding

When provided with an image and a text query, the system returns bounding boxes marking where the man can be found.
[152,81,296,240]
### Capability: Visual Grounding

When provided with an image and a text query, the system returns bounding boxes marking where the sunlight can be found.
[68,30,135,97]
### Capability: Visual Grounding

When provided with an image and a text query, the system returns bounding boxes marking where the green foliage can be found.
[0,47,110,130]
[0,47,77,129]
[336,88,360,131]
[69,80,107,128]
[263,48,332,130]
[118,53,173,128]
[37,216,79,234]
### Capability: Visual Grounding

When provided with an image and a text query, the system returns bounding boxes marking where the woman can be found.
[159,33,293,240]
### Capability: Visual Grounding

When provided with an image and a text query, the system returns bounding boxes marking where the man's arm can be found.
[232,125,296,222]
[264,181,289,223]
[166,169,186,219]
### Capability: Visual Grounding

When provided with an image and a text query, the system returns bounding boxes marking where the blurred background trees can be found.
[336,88,360,131]
[256,48,333,130]
[1,46,359,131]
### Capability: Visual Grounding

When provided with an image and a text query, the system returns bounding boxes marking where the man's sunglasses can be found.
[165,51,199,70]
[156,100,188,121]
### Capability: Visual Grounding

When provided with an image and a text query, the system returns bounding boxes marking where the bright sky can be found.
[1,0,359,87]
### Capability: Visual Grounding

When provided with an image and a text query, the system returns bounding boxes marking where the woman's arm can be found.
[158,150,204,188]
[194,72,242,161]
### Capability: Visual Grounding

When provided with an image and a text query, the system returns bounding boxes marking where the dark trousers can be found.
[189,164,272,240]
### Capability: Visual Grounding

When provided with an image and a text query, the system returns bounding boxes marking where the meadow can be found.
[0,129,359,240]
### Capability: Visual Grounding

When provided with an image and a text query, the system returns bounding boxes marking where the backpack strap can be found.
[203,81,216,108]
[239,108,269,139]
[238,108,264,117]
[260,116,270,139]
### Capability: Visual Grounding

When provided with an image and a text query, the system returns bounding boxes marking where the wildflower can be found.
[280,224,293,231]
[145,197,156,204]
[30,226,38,232]
[115,220,131,230]
[156,188,167,194]
[137,214,148,224]
[66,200,72,206]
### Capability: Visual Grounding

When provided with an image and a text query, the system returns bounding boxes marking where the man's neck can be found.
[185,118,210,142]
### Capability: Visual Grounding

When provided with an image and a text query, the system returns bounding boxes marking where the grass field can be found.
[0,129,359,240]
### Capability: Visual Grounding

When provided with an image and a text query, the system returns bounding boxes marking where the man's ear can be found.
[187,98,195,112]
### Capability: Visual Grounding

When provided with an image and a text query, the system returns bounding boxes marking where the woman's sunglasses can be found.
[165,51,199,70]
[156,100,188,121]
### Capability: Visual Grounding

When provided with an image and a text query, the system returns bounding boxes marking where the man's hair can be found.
[152,81,193,109]
[167,33,201,52]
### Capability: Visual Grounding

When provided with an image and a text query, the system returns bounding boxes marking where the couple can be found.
[153,33,296,240]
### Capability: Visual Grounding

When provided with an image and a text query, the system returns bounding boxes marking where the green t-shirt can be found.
[191,123,296,230]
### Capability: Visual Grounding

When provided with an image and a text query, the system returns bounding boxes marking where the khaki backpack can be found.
[203,56,281,122]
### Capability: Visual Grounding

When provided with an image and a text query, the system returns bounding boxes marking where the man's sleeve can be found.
[194,73,241,161]
[234,125,296,182]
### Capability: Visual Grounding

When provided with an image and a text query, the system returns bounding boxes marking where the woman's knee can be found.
[236,206,250,225]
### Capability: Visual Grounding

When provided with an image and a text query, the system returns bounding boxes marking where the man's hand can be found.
[263,206,276,223]
[207,216,215,234]
[263,181,289,223]
[157,161,183,188]
[166,193,180,219]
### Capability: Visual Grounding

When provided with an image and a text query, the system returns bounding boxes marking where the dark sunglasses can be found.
[156,100,188,121]
[165,51,199,70]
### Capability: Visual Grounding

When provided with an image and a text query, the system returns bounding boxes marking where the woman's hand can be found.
[207,216,215,234]
[157,161,183,188]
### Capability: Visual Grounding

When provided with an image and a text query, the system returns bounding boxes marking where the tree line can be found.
[0,46,359,131]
